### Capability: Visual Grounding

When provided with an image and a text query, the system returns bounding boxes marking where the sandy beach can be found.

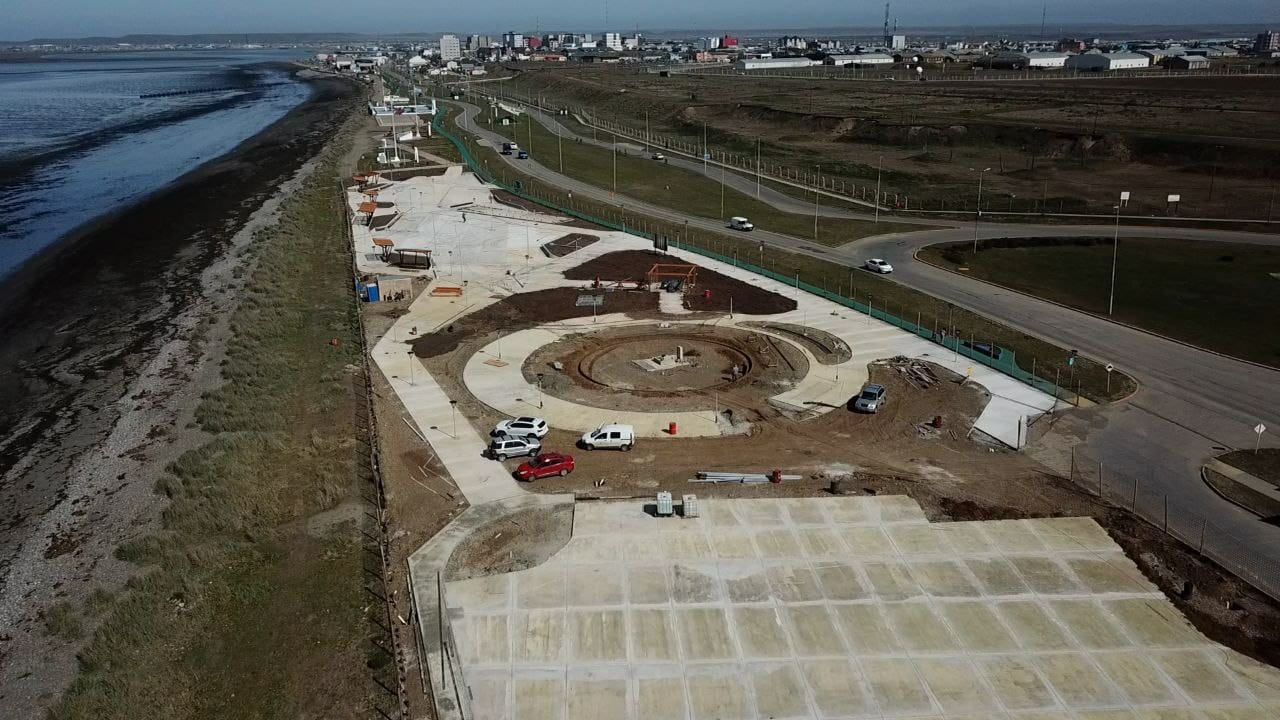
[0,65,364,715]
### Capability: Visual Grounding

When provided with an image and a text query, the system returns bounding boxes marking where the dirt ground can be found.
[565,249,798,314]
[542,232,599,257]
[524,324,809,414]
[444,503,574,582]
[1220,448,1280,487]
[410,287,659,358]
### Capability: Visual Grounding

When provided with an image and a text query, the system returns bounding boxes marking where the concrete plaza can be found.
[446,496,1280,720]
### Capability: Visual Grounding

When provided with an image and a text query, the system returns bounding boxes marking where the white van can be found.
[728,216,754,231]
[580,423,635,451]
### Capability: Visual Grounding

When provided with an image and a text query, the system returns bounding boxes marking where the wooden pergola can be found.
[372,237,395,260]
[646,263,698,287]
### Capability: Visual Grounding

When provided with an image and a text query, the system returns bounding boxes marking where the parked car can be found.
[579,423,635,451]
[852,383,888,413]
[728,216,754,232]
[488,436,541,461]
[515,452,575,481]
[517,150,529,159]
[493,416,549,439]
[651,152,665,161]
[864,258,894,274]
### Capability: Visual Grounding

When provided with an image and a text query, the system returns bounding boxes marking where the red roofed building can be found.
[722,35,739,47]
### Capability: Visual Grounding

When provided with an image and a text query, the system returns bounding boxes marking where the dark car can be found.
[515,452,575,481]
[517,150,529,159]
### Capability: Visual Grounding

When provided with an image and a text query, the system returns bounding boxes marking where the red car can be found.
[515,452,575,481]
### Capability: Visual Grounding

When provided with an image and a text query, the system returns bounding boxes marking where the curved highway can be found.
[444,96,1280,559]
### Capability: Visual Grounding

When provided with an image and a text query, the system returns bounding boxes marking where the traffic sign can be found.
[1105,364,1114,373]
[1256,423,1267,454]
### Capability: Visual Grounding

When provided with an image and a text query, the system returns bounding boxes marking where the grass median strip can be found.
[54,150,378,718]
[477,106,918,245]
[920,237,1280,367]
[441,107,1135,403]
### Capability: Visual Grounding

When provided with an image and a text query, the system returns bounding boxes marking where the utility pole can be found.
[720,162,726,219]
[1109,200,1122,315]
[703,120,708,175]
[814,164,821,240]
[970,167,991,253]
[874,155,883,223]
[747,137,757,197]
[612,132,617,196]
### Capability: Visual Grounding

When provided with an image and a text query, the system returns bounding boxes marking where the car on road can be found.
[864,258,894,274]
[728,216,754,232]
[580,423,635,451]
[517,150,529,159]
[488,436,541,461]
[851,383,888,413]
[493,416,549,439]
[514,452,575,481]
[651,152,665,161]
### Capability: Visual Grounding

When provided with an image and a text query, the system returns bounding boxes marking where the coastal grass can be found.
[53,148,377,719]
[479,109,917,246]
[920,237,1280,367]
[444,108,1134,402]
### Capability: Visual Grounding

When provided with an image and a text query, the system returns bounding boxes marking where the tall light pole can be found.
[747,137,757,197]
[874,154,883,223]
[612,132,617,197]
[703,120,708,175]
[1109,202,1121,316]
[814,164,821,240]
[970,167,991,253]
[720,161,726,219]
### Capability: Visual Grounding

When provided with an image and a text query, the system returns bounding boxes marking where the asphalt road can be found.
[448,97,1280,561]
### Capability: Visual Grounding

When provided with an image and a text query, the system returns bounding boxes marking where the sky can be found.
[5,0,1276,41]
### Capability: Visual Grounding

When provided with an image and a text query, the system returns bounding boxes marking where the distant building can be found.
[502,31,523,49]
[1256,30,1280,53]
[604,32,623,51]
[848,53,894,67]
[1067,52,1149,71]
[701,36,721,50]
[439,34,461,61]
[736,57,816,70]
[1057,38,1086,53]
[722,35,739,48]
[922,50,958,64]
[886,34,906,51]
[991,51,1069,69]
[1168,55,1209,70]
[777,35,807,50]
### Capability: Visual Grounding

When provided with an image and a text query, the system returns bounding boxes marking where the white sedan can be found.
[864,258,894,274]
[493,416,550,439]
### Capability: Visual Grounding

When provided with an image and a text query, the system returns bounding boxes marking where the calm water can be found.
[0,50,312,277]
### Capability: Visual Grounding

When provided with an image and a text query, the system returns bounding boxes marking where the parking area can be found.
[446,496,1280,720]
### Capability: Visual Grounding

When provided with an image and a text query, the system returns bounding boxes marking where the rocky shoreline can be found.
[0,66,364,715]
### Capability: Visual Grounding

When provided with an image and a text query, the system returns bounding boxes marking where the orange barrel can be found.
[669,422,677,435]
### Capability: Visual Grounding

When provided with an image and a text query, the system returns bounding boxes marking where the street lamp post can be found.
[874,154,883,223]
[1108,201,1122,315]
[407,350,415,385]
[449,400,458,438]
[970,167,991,253]
[537,373,545,409]
[814,164,821,240]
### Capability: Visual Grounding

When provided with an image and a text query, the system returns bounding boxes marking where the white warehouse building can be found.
[736,57,818,70]
[1067,52,1150,71]
[1022,51,1070,68]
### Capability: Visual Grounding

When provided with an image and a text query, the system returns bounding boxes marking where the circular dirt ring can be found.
[577,333,754,394]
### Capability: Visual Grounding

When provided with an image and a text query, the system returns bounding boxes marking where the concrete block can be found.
[940,601,1020,652]
[566,564,624,606]
[1008,556,1086,595]
[513,674,565,720]
[752,528,802,558]
[796,526,843,557]
[718,561,772,603]
[629,608,678,661]
[862,561,922,600]
[1152,649,1248,703]
[566,677,627,720]
[512,609,566,663]
[997,601,1074,650]
[1047,599,1133,650]
[747,662,811,719]
[965,557,1031,596]
[887,523,947,554]
[766,563,825,602]
[832,602,899,654]
[733,606,793,658]
[1091,650,1179,705]
[915,657,996,713]
[783,604,847,656]
[862,657,936,715]
[1036,652,1123,708]
[884,601,962,652]
[517,568,568,609]
[978,654,1058,710]
[839,526,895,556]
[635,674,687,720]
[626,565,671,605]
[676,607,736,660]
[939,522,997,554]
[800,659,874,716]
[910,559,982,597]
[670,562,722,604]
[685,667,751,720]
[1106,598,1205,647]
[812,561,869,600]
[571,609,627,661]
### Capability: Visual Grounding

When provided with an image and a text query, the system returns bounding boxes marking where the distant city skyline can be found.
[4,0,1277,42]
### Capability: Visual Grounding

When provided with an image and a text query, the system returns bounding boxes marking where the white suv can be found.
[493,416,549,439]
[579,423,636,451]
[488,436,541,461]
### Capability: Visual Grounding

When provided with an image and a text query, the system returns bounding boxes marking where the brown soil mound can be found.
[565,249,796,315]
[410,287,656,358]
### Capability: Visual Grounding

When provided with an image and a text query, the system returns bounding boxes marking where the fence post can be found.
[1198,517,1206,554]
[1069,446,1075,482]
[1097,461,1103,496]
[1132,475,1138,512]
[1163,495,1169,534]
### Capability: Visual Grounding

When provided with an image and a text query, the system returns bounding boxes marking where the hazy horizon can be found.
[5,1,1277,43]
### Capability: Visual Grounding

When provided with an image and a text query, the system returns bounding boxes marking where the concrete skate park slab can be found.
[445,496,1280,719]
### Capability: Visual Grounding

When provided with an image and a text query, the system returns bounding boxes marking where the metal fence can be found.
[432,106,1280,604]
[1072,453,1280,602]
